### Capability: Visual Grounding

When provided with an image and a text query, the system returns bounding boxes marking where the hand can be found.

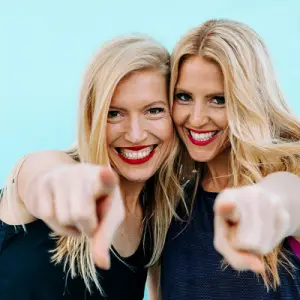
[24,163,125,269]
[213,184,290,273]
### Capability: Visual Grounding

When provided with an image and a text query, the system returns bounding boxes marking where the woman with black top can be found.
[0,34,183,300]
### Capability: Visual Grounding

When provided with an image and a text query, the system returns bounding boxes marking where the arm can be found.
[0,150,76,225]
[1,149,124,269]
[146,264,161,300]
[213,171,300,273]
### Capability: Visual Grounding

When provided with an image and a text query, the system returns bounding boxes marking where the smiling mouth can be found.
[186,129,220,146]
[115,145,158,164]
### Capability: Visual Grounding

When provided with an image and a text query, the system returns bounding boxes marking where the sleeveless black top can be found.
[161,185,300,300]
[0,219,151,299]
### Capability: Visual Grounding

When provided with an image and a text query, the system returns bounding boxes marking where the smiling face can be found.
[172,55,229,163]
[107,69,174,183]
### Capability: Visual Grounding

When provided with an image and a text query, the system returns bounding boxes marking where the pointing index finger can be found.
[214,196,240,223]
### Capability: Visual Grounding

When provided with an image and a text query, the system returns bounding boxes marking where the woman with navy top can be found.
[161,19,300,299]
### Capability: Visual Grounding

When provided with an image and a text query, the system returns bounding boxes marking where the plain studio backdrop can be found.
[0,1,300,298]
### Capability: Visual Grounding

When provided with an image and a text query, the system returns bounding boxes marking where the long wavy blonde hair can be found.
[170,19,300,289]
[2,35,184,293]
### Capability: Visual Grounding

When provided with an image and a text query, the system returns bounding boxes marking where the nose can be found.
[124,116,147,144]
[188,101,210,128]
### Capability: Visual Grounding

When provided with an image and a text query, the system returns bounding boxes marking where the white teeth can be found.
[190,131,216,141]
[119,146,154,160]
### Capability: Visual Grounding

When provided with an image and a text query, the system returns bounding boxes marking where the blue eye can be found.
[108,110,121,119]
[148,107,165,115]
[175,93,192,102]
[211,96,225,105]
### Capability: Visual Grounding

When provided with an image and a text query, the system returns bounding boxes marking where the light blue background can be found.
[1,1,300,298]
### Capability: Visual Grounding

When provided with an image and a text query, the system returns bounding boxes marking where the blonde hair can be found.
[170,19,300,289]
[50,35,183,292]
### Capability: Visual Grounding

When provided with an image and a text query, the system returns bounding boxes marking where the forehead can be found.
[111,69,168,107]
[176,55,224,92]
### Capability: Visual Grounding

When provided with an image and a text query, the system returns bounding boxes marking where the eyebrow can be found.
[174,87,193,96]
[175,87,224,98]
[143,100,167,109]
[109,100,167,110]
[205,92,225,98]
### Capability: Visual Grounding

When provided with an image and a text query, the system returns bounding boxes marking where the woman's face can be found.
[172,55,229,164]
[107,69,174,183]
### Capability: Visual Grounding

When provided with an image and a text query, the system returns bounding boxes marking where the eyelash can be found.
[175,93,192,103]
[147,107,165,115]
[107,107,165,119]
[107,111,121,119]
[211,96,225,105]
[175,93,225,106]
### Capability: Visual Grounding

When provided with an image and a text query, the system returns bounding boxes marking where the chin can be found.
[187,148,219,163]
[122,171,155,183]
[110,152,163,183]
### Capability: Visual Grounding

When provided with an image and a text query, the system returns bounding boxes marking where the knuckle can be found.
[74,213,92,224]
[55,213,71,227]
[71,205,94,223]
[268,193,279,206]
[41,171,54,187]
[72,197,94,214]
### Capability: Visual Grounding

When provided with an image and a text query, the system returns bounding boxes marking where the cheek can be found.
[151,117,174,143]
[172,103,188,126]
[214,110,228,129]
[208,107,228,129]
[106,123,120,145]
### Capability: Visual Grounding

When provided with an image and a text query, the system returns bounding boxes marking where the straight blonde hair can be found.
[2,35,184,293]
[170,19,300,289]
[53,35,185,293]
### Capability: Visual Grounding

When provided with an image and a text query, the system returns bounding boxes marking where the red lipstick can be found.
[187,128,218,146]
[117,145,156,165]
[118,151,155,164]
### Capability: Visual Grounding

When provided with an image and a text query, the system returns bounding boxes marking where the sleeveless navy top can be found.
[161,185,300,300]
[0,219,151,300]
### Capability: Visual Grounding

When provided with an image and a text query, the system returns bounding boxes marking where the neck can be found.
[119,177,145,214]
[202,148,231,192]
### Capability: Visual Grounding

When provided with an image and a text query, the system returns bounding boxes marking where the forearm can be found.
[259,171,300,237]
